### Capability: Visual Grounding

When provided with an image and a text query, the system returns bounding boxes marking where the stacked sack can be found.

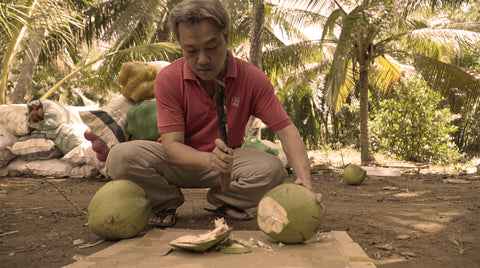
[81,61,170,162]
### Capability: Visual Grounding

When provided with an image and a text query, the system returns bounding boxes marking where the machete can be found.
[214,79,231,192]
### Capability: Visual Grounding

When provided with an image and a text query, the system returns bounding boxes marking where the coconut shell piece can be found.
[169,218,232,252]
[218,238,252,254]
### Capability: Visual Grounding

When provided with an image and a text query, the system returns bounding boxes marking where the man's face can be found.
[178,20,228,82]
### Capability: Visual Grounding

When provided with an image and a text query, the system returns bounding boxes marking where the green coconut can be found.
[342,164,366,185]
[257,183,323,244]
[88,180,152,240]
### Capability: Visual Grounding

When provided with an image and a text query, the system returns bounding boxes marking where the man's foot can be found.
[149,209,177,227]
[204,205,253,221]
[205,192,253,221]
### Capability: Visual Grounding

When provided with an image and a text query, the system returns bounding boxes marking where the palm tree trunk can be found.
[245,0,265,138]
[359,62,376,164]
[248,0,264,67]
[11,32,42,104]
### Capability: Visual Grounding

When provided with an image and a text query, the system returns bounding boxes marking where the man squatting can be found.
[106,0,325,227]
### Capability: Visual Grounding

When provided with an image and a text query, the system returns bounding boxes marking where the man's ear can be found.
[224,32,229,45]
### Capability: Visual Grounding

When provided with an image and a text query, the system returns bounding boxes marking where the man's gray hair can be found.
[169,0,230,41]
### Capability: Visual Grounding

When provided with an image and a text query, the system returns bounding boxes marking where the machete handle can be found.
[214,79,231,192]
[220,172,231,192]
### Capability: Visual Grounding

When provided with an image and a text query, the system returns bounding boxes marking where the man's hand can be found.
[210,139,233,173]
[295,178,326,216]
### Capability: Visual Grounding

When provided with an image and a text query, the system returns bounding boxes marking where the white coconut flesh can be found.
[257,183,323,244]
[257,196,289,234]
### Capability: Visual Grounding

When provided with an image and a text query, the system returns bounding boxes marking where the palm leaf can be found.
[411,27,480,49]
[1,0,33,104]
[438,22,480,33]
[413,53,480,111]
[40,42,179,99]
[262,39,325,77]
[370,55,404,95]
[321,8,343,41]
[324,6,363,112]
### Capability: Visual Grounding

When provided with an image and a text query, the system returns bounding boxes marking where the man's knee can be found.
[269,156,288,185]
[105,142,136,179]
[256,154,287,186]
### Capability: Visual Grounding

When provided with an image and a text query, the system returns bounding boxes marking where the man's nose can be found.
[198,50,210,65]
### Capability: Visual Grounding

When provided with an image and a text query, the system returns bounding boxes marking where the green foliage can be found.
[327,91,361,148]
[275,76,321,149]
[371,78,462,164]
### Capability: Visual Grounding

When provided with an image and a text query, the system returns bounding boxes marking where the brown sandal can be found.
[149,209,177,227]
[204,205,253,221]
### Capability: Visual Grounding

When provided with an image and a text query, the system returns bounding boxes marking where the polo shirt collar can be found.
[183,50,237,82]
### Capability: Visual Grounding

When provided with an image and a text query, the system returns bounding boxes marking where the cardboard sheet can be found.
[66,229,375,268]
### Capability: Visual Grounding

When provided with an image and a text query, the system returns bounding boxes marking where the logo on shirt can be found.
[231,96,240,107]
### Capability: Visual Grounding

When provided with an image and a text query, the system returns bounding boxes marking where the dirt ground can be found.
[1,152,479,268]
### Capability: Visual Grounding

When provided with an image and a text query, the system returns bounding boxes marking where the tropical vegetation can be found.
[0,0,479,165]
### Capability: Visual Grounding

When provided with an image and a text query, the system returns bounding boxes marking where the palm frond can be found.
[93,42,181,92]
[370,55,404,95]
[402,0,470,16]
[43,42,180,97]
[269,0,333,29]
[437,22,480,33]
[413,53,480,111]
[324,5,363,112]
[320,8,343,41]
[0,2,28,42]
[411,27,480,48]
[34,1,85,64]
[273,0,335,15]
[103,0,168,51]
[262,39,325,77]
[326,59,355,113]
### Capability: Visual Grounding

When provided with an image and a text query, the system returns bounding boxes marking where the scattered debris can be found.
[78,239,105,249]
[0,230,19,237]
[15,207,43,211]
[383,186,399,191]
[39,177,87,215]
[400,251,417,257]
[445,179,471,184]
[361,166,401,177]
[374,243,393,251]
[72,239,84,246]
[395,235,410,240]
[246,238,273,251]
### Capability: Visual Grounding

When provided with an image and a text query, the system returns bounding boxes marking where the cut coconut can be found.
[257,183,322,244]
[169,218,232,252]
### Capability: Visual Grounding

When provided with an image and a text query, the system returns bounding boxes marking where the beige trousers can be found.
[105,140,287,213]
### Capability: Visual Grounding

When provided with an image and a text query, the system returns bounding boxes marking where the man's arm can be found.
[275,124,325,213]
[161,131,233,173]
[275,124,313,189]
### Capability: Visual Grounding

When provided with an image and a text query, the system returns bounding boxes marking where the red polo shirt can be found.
[154,51,291,152]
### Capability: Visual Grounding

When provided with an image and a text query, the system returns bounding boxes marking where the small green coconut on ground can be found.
[342,164,367,185]
[257,183,323,244]
[88,180,152,240]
